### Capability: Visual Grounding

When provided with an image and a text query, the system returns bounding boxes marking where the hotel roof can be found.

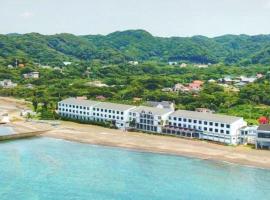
[93,102,136,111]
[258,124,270,132]
[59,98,100,107]
[169,110,243,124]
[130,106,173,116]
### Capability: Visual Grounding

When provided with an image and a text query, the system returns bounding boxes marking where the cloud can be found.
[20,11,34,18]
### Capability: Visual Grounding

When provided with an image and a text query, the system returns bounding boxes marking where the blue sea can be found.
[0,137,269,200]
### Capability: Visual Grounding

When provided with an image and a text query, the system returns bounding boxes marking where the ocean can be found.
[0,137,269,200]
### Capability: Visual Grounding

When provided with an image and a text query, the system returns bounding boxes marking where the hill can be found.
[1,30,270,66]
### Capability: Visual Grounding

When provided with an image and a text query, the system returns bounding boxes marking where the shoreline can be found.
[43,121,270,170]
[42,134,270,170]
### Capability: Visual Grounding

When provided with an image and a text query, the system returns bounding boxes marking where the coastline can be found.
[43,121,270,170]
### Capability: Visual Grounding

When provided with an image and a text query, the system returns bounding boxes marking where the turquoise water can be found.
[0,126,14,136]
[0,138,269,200]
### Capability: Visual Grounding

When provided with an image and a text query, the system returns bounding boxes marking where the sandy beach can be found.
[1,96,270,169]
[44,121,270,169]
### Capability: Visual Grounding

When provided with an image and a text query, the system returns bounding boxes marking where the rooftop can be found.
[169,110,243,124]
[258,124,270,132]
[131,106,173,116]
[93,102,136,111]
[59,98,100,107]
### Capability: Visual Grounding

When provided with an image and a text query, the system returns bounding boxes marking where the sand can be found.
[43,121,270,169]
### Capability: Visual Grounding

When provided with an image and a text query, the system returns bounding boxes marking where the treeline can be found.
[1,30,270,66]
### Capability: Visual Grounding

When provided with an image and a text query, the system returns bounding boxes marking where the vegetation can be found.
[1,30,270,66]
[1,30,270,124]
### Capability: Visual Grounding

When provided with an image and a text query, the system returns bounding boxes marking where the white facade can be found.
[58,98,247,145]
[58,98,136,129]
[129,106,173,133]
[92,102,136,129]
[165,110,247,145]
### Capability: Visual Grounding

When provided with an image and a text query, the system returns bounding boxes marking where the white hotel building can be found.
[57,98,135,129]
[163,110,247,145]
[58,98,247,145]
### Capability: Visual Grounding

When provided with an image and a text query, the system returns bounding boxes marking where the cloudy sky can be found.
[1,0,270,37]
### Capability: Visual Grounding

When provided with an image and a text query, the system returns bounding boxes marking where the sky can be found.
[1,0,270,37]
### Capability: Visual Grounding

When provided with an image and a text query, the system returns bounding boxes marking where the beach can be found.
[1,97,270,169]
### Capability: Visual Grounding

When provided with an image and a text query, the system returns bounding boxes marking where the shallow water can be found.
[0,126,14,136]
[0,137,269,200]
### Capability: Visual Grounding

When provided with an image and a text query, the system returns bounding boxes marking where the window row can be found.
[169,117,230,128]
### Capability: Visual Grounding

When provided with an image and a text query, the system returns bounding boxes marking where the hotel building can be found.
[129,106,173,133]
[58,98,247,145]
[256,124,270,149]
[58,98,136,129]
[163,110,247,145]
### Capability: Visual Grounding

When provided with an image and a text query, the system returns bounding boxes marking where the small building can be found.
[239,126,258,145]
[256,124,270,150]
[63,62,72,66]
[0,80,17,88]
[128,61,139,65]
[146,101,175,111]
[23,72,39,79]
[173,83,188,92]
[168,61,178,66]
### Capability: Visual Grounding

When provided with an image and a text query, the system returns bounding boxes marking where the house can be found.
[129,106,173,133]
[85,81,109,88]
[173,83,189,92]
[146,101,175,111]
[128,61,139,65]
[63,62,72,66]
[256,124,270,150]
[18,64,25,68]
[163,110,247,145]
[168,61,178,66]
[208,79,216,83]
[0,80,17,88]
[256,73,264,79]
[188,83,201,92]
[180,63,187,68]
[23,72,39,79]
[238,76,257,83]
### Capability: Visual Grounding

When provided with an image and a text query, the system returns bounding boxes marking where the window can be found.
[226,131,230,134]
[215,123,218,127]
[178,118,182,121]
[188,119,192,123]
[199,121,202,124]
[174,117,177,120]
[209,128,213,132]
[215,129,218,133]
[204,121,208,125]
[194,120,197,123]
[221,124,224,127]
[226,124,230,128]
[169,117,171,120]
[221,130,224,134]
[183,118,187,122]
[209,122,213,126]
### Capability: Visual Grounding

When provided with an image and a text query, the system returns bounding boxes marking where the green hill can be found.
[1,30,270,66]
